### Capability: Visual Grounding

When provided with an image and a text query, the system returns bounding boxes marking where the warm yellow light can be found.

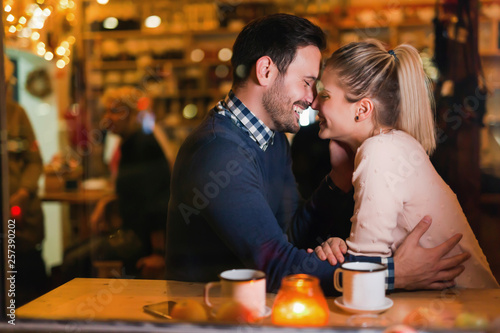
[31,32,41,40]
[60,0,69,8]
[6,14,15,22]
[37,48,46,56]
[97,0,109,4]
[218,48,232,62]
[61,41,70,49]
[44,52,54,61]
[37,42,46,49]
[64,49,71,56]
[4,5,12,12]
[183,104,198,119]
[144,15,161,28]
[272,275,329,327]
[68,0,75,8]
[67,36,76,44]
[62,56,70,64]
[19,16,27,24]
[16,24,23,32]
[56,46,65,56]
[43,8,51,16]
[8,25,16,33]
[190,49,205,62]
[20,28,32,38]
[103,17,118,29]
[66,13,75,21]
[56,60,65,68]
[36,0,44,4]
[56,47,66,56]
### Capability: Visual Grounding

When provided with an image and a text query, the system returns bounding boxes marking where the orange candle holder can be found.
[271,274,329,327]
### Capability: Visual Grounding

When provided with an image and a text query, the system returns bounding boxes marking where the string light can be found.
[97,0,109,4]
[56,46,66,56]
[7,0,76,66]
[44,52,54,61]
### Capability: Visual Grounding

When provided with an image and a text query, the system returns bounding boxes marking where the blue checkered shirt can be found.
[216,90,275,151]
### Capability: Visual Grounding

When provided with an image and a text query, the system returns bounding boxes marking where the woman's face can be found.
[311,67,358,143]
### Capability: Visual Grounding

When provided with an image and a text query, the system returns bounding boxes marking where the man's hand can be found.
[307,237,347,265]
[328,140,354,193]
[394,216,470,290]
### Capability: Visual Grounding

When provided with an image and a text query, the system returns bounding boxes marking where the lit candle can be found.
[272,274,329,327]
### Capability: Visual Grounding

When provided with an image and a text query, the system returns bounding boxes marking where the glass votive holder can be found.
[271,274,329,327]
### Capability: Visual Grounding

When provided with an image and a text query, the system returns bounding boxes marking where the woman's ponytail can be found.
[393,45,436,155]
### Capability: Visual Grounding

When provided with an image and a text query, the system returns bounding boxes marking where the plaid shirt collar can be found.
[216,90,275,151]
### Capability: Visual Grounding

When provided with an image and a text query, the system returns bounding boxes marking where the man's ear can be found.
[356,98,375,121]
[255,56,276,87]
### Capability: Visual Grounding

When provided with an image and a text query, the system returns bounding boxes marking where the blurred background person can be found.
[62,86,171,280]
[5,54,48,305]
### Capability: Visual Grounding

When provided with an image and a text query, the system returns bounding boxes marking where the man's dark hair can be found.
[231,13,326,87]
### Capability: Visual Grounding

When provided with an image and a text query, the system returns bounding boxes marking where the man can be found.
[165,14,469,295]
[63,86,171,280]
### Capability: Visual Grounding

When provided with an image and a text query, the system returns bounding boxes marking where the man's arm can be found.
[393,216,470,290]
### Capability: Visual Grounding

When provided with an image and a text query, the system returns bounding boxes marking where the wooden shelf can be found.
[83,28,240,41]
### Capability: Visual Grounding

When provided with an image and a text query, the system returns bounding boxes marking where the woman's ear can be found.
[355,98,375,121]
[255,56,276,87]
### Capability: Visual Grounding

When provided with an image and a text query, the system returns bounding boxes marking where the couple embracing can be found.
[165,13,498,295]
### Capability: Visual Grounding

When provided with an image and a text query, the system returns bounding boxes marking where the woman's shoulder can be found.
[359,130,424,154]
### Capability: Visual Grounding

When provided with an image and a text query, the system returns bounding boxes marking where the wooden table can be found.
[17,278,500,331]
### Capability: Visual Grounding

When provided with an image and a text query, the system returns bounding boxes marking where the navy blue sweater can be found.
[166,109,358,295]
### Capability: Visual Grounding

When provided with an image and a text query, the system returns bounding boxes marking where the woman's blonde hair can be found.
[325,39,436,155]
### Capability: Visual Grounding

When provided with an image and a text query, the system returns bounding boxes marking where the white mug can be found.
[334,262,387,309]
[204,269,266,317]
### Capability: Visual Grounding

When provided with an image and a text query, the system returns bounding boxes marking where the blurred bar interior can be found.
[1,0,500,330]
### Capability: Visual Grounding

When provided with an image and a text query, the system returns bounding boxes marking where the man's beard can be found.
[262,75,301,134]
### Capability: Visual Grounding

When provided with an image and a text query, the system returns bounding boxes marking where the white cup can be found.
[334,262,387,309]
[204,269,266,317]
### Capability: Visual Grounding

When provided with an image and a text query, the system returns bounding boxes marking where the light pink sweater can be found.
[346,130,499,288]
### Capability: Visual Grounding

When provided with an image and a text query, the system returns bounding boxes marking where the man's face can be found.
[102,102,135,137]
[262,45,322,133]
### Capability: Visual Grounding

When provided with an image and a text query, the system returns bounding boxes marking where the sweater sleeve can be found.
[346,137,405,257]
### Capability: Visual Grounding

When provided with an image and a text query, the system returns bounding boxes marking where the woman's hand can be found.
[307,237,347,265]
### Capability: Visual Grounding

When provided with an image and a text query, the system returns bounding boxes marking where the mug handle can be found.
[204,281,221,308]
[333,269,343,292]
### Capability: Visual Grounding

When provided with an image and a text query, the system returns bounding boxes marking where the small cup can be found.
[334,262,387,309]
[204,269,266,317]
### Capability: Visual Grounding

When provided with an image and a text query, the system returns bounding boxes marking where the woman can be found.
[312,40,498,288]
